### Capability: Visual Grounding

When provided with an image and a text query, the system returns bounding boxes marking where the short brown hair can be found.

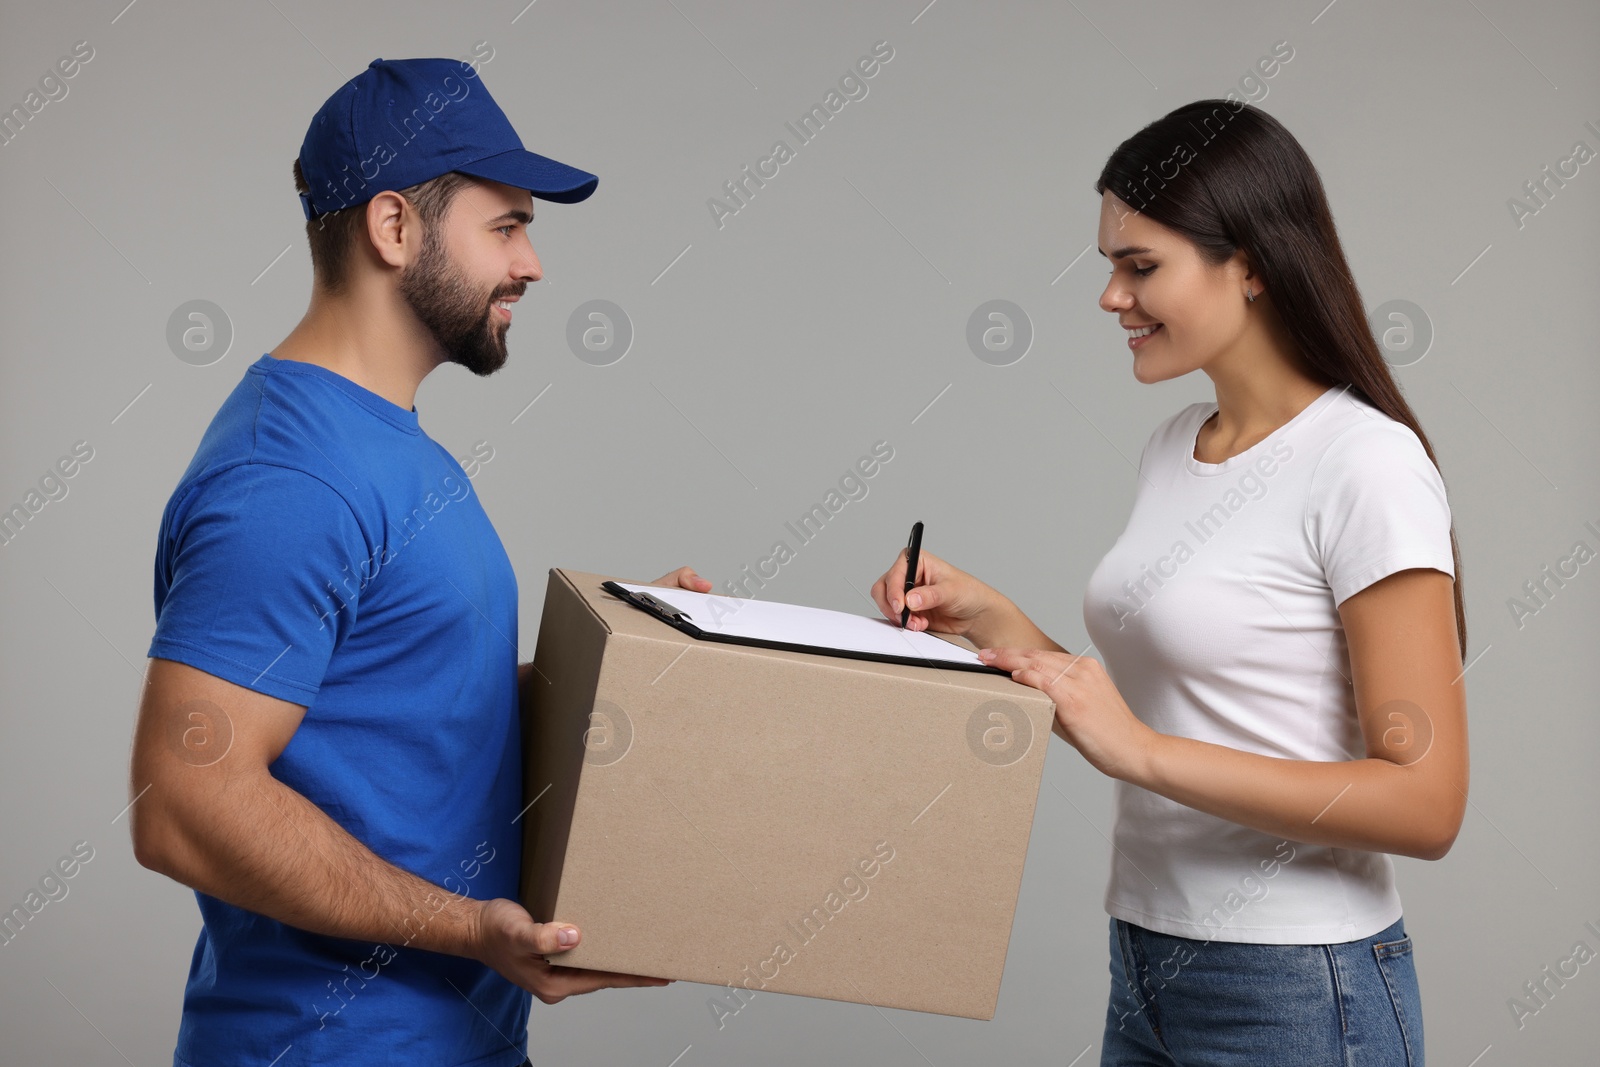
[292,158,476,294]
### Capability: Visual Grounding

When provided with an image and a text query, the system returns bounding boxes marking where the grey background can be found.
[2,0,1596,1063]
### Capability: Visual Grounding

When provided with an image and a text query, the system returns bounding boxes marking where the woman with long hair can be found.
[872,100,1466,1065]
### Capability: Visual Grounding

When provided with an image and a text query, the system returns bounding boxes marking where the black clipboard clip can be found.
[602,581,694,625]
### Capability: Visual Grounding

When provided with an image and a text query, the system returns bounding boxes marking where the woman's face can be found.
[1096,191,1253,385]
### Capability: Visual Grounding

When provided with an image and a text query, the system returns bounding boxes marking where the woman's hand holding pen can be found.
[870,548,1019,650]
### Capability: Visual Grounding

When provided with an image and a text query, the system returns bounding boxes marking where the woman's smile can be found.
[1125,322,1163,350]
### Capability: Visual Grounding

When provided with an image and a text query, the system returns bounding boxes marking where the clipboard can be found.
[601,580,1010,675]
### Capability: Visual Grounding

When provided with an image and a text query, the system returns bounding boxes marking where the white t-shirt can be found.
[1082,384,1456,945]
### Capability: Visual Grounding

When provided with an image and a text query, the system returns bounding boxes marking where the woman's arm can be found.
[982,567,1468,860]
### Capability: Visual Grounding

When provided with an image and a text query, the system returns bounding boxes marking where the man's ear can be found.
[366,191,415,271]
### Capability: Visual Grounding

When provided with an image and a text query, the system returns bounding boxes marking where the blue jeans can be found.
[1101,916,1423,1066]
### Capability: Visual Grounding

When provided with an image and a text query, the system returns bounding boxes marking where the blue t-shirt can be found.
[148,354,530,1067]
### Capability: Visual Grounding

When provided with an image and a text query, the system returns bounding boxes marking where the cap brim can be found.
[454,148,598,204]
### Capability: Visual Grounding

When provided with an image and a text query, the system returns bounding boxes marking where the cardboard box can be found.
[518,569,1055,1020]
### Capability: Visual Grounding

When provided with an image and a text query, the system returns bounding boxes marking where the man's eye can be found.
[496,225,516,236]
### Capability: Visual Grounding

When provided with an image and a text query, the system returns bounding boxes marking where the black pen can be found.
[900,521,924,628]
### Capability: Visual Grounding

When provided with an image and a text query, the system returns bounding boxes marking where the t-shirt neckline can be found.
[1184,384,1345,477]
[252,354,421,435]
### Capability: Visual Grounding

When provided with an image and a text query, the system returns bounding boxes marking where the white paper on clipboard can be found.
[612,582,987,669]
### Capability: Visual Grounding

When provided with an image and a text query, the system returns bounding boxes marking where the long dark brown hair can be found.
[1095,100,1466,660]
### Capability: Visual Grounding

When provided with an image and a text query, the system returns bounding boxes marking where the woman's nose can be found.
[1099,279,1132,314]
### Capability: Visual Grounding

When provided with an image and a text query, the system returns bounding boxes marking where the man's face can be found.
[398,178,542,377]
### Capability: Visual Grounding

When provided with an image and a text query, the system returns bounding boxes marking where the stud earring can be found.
[1245,288,1256,303]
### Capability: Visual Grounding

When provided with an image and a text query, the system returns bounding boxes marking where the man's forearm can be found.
[140,770,481,959]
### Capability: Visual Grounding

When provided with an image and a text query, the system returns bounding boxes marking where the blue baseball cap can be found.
[297,57,597,221]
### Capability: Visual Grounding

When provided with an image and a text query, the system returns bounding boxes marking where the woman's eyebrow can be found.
[1098,244,1154,259]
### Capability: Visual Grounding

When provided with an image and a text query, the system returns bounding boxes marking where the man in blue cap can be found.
[130,57,709,1067]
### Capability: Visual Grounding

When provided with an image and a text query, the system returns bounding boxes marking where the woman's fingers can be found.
[904,582,941,615]
[897,550,944,612]
[870,574,890,620]
[981,647,1058,684]
[875,548,951,622]
[982,648,1091,695]
[875,550,910,617]
[871,557,905,620]
[979,647,1024,671]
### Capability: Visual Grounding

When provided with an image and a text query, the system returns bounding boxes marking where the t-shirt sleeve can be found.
[1306,422,1456,605]
[147,463,371,704]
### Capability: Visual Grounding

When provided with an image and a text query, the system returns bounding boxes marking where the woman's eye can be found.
[1133,265,1156,276]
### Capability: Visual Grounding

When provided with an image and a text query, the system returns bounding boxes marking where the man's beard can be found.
[397,223,513,377]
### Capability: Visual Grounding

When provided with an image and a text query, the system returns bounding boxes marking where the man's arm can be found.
[129,657,668,1003]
